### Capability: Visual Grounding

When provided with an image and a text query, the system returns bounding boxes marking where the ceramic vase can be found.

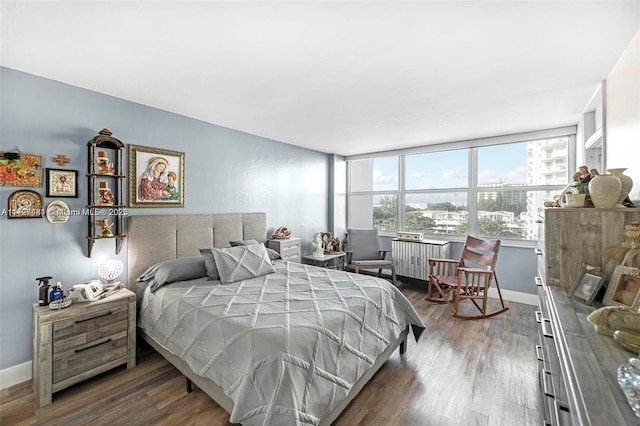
[607,168,633,208]
[588,173,621,208]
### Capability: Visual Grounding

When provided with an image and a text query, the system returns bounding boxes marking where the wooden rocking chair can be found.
[426,235,509,319]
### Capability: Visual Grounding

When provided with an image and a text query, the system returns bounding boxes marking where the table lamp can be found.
[98,259,124,285]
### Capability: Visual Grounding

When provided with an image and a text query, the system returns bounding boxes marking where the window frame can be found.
[346,127,576,246]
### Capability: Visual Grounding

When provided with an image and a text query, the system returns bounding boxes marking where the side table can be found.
[303,252,346,270]
[32,287,136,407]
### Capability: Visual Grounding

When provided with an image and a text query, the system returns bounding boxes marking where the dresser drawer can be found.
[52,335,128,384]
[53,304,128,353]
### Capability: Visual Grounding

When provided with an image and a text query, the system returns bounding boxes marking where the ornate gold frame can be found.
[128,145,185,208]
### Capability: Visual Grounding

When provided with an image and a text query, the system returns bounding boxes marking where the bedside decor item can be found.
[321,232,341,253]
[312,233,324,257]
[87,128,126,257]
[608,168,634,208]
[98,259,124,285]
[604,266,640,310]
[46,168,78,197]
[37,276,52,306]
[589,172,622,208]
[7,189,43,219]
[0,150,42,187]
[45,200,70,223]
[567,265,606,305]
[48,297,72,310]
[129,144,185,208]
[271,226,292,239]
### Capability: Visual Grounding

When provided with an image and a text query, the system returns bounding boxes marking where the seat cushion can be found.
[351,260,393,267]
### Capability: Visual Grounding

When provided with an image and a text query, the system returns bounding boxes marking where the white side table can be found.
[303,252,346,270]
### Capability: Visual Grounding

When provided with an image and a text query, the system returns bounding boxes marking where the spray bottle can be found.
[37,276,52,306]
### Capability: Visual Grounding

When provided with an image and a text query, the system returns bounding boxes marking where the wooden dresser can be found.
[32,288,136,407]
[536,279,638,425]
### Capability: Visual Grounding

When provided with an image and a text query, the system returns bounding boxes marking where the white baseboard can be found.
[488,288,538,306]
[0,360,31,390]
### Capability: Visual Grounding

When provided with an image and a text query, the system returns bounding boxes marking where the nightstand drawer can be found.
[52,334,128,384]
[53,304,128,353]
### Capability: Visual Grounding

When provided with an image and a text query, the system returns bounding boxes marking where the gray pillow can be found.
[199,248,220,280]
[212,244,276,284]
[229,239,259,247]
[229,239,282,261]
[137,256,207,292]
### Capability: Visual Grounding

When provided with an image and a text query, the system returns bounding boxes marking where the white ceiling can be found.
[2,1,639,156]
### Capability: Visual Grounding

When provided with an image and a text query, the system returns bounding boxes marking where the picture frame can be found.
[128,145,185,208]
[603,265,640,310]
[7,189,44,219]
[46,168,78,198]
[567,266,606,305]
[0,152,42,187]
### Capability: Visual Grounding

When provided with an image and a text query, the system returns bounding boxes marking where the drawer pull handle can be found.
[542,368,554,398]
[535,310,543,323]
[535,276,543,287]
[535,248,543,256]
[74,338,112,353]
[535,345,545,362]
[541,317,554,339]
[75,311,113,323]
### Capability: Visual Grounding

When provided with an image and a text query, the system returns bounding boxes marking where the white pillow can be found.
[212,244,276,284]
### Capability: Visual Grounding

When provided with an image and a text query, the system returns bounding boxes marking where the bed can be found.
[128,213,425,425]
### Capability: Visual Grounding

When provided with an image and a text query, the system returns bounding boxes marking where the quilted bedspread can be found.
[138,260,425,425]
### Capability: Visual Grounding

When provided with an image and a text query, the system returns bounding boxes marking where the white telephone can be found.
[69,280,123,303]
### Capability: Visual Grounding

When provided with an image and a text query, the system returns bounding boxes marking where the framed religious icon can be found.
[0,152,42,187]
[603,266,640,310]
[7,190,44,219]
[46,169,78,197]
[128,145,185,208]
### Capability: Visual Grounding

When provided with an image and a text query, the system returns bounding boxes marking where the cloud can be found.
[373,169,398,185]
[409,172,426,179]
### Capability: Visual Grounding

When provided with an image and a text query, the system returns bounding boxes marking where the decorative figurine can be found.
[312,233,324,257]
[96,151,114,175]
[97,218,114,237]
[271,226,292,239]
[98,182,114,205]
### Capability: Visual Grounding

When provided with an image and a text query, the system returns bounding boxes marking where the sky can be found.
[372,143,529,191]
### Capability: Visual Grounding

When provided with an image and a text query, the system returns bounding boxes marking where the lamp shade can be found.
[98,259,124,285]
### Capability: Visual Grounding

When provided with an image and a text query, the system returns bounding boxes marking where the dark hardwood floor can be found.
[0,283,541,425]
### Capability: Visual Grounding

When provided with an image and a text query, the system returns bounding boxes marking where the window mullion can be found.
[468,147,478,236]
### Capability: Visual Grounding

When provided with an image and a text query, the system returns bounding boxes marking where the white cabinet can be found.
[267,237,302,263]
[392,239,450,281]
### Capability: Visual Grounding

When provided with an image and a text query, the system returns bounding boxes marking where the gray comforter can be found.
[138,260,425,425]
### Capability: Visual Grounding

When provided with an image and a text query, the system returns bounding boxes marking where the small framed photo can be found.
[128,144,184,208]
[46,168,78,198]
[567,266,606,305]
[603,266,640,310]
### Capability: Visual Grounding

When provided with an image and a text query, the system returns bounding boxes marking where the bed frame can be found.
[128,213,408,425]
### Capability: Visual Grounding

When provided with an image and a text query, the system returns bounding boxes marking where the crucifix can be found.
[52,154,70,166]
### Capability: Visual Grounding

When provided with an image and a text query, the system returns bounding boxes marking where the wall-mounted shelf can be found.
[86,129,126,257]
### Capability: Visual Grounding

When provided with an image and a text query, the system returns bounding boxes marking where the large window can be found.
[347,131,572,242]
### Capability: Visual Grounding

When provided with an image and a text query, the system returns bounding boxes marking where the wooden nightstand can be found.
[32,287,136,407]
[267,237,302,262]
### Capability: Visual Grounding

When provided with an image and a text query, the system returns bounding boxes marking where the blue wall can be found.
[0,67,331,370]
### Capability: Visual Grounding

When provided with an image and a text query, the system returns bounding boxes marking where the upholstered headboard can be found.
[127,212,267,287]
